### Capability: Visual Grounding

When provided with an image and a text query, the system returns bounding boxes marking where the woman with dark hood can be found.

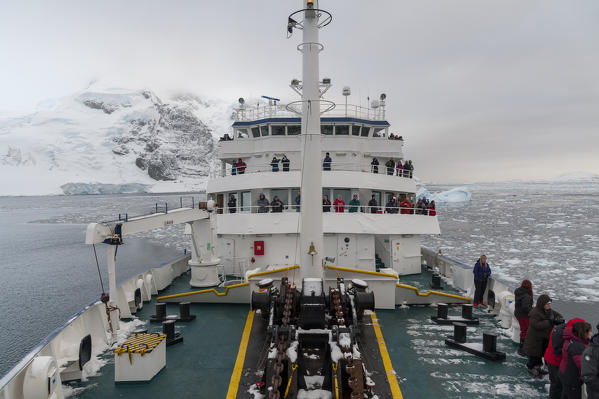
[582,323,599,399]
[227,194,237,213]
[524,294,564,377]
[514,280,534,356]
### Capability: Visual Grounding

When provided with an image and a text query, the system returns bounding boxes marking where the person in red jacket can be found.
[236,158,247,174]
[545,318,586,399]
[559,322,593,399]
[399,196,413,214]
[428,200,436,216]
[333,195,345,213]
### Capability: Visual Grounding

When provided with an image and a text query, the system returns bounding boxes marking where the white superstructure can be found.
[205,1,440,283]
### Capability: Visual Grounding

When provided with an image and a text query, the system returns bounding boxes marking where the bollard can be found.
[437,303,448,319]
[462,304,473,320]
[163,320,175,339]
[483,332,497,353]
[150,303,167,322]
[452,322,467,343]
[431,274,442,289]
[178,302,196,321]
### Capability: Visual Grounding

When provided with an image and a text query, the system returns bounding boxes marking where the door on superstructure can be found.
[241,191,251,213]
[216,194,224,214]
[336,234,356,268]
[219,238,235,276]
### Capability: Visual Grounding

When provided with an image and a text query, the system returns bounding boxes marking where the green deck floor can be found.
[69,270,547,398]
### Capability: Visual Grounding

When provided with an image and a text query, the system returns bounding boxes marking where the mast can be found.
[291,0,332,280]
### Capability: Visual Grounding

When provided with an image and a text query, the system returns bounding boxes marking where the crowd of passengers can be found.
[471,256,599,398]
[227,192,436,215]
[370,157,414,178]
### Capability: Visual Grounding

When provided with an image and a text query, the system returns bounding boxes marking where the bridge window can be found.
[251,127,260,138]
[272,125,286,136]
[237,129,249,138]
[321,125,333,135]
[361,126,370,137]
[335,125,349,135]
[287,125,301,135]
[260,126,269,136]
[352,125,360,136]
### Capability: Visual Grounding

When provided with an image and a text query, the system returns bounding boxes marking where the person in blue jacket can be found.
[473,254,491,307]
[322,152,332,171]
[295,191,301,212]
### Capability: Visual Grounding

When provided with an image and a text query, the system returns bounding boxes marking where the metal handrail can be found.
[219,205,436,215]
[233,103,386,121]
[224,162,414,177]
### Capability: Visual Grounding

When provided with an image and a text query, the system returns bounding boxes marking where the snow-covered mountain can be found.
[0,87,234,195]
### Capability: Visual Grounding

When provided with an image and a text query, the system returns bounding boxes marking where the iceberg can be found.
[60,182,150,195]
[417,186,472,204]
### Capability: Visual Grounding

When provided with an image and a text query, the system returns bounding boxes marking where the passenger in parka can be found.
[559,322,592,399]
[514,280,534,356]
[524,294,563,378]
[582,324,599,399]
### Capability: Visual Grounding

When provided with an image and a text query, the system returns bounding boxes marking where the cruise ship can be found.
[0,2,559,399]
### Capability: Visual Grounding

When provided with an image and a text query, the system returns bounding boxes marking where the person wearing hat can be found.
[524,294,564,378]
[545,317,587,398]
[348,194,360,213]
[582,323,599,399]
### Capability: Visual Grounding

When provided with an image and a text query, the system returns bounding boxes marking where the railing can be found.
[219,205,436,216]
[223,162,414,178]
[232,103,387,121]
[101,196,199,224]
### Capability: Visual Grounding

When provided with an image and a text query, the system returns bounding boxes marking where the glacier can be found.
[0,86,234,196]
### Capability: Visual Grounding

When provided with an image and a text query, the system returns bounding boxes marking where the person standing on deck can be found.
[322,195,331,212]
[546,318,587,399]
[472,255,491,307]
[559,322,592,398]
[323,152,332,171]
[428,200,436,216]
[227,194,237,213]
[295,191,301,212]
[396,159,403,176]
[271,156,280,172]
[524,294,563,378]
[282,155,290,172]
[257,193,270,213]
[514,280,534,356]
[385,158,395,175]
[371,158,379,173]
[333,195,345,213]
[582,323,599,399]
[349,194,360,213]
[368,195,378,213]
[236,158,247,174]
[270,196,284,213]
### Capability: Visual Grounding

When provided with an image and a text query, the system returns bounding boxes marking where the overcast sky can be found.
[1,0,598,183]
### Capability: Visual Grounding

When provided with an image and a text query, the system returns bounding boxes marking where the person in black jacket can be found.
[371,158,379,174]
[322,153,332,171]
[385,158,395,175]
[271,156,280,172]
[322,195,331,212]
[368,195,378,213]
[514,280,534,356]
[524,294,564,377]
[281,155,290,172]
[582,324,599,399]
[270,196,284,213]
[560,322,592,399]
[227,194,237,213]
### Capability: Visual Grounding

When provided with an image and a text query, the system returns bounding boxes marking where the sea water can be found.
[1,181,598,381]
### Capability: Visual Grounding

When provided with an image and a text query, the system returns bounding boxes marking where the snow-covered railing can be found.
[233,103,386,121]
[223,162,414,177]
[219,205,436,215]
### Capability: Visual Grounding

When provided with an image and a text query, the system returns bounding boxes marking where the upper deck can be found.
[219,102,404,161]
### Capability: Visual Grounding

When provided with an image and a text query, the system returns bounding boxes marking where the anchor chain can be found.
[330,287,365,399]
[269,284,296,399]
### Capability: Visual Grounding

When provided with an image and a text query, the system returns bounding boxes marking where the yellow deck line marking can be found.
[324,265,399,279]
[226,310,255,399]
[157,282,249,301]
[371,312,404,399]
[396,283,471,302]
